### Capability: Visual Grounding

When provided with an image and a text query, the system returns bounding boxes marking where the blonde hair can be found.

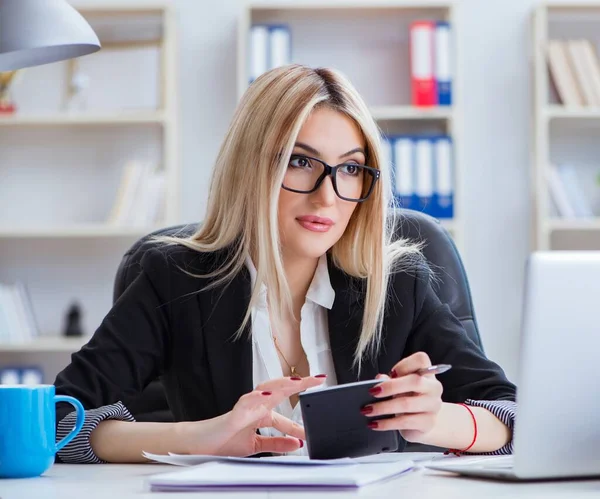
[156,64,422,369]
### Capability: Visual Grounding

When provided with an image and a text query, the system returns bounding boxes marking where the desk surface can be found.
[2,461,600,498]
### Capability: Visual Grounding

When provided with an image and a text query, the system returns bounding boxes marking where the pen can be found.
[416,364,452,376]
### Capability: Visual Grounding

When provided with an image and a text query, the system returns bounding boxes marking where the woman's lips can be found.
[296,215,334,233]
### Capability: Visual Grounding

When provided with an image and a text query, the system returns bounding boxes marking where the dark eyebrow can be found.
[294,142,366,160]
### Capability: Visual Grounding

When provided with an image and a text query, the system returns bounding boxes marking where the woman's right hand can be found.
[179,375,326,457]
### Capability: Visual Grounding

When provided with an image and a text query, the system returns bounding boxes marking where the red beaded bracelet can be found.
[444,403,478,456]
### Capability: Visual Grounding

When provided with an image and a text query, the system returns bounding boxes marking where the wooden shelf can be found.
[0,224,164,239]
[548,218,600,231]
[0,111,167,126]
[545,106,600,120]
[247,1,453,10]
[0,336,90,353]
[370,106,453,121]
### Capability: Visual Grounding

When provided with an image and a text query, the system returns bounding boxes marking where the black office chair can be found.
[114,209,483,431]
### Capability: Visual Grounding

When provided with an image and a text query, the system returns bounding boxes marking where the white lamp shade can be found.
[0,0,101,71]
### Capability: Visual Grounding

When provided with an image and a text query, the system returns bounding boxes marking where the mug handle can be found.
[54,395,85,452]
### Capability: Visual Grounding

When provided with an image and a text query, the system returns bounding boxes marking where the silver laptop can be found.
[427,251,600,481]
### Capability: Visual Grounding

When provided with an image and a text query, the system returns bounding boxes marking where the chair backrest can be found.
[114,210,483,350]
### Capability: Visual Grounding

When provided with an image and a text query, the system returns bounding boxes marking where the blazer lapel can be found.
[199,252,379,416]
[327,255,379,384]
[200,263,254,415]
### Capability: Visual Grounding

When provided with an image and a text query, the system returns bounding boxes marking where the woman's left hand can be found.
[363,352,443,443]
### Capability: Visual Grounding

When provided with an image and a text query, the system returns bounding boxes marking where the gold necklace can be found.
[272,333,306,377]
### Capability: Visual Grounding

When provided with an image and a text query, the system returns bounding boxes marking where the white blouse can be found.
[246,254,337,456]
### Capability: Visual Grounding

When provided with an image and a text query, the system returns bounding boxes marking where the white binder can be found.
[269,25,291,69]
[249,25,269,83]
[393,137,414,210]
[414,138,434,212]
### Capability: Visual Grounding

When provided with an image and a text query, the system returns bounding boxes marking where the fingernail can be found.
[290,377,302,381]
[389,369,398,379]
[261,391,272,396]
[368,421,379,429]
[360,405,373,415]
[315,374,327,378]
[299,439,304,448]
[368,386,382,396]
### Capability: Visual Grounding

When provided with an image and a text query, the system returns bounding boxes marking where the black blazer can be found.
[54,243,516,442]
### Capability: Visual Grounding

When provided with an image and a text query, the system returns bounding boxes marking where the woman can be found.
[55,64,516,464]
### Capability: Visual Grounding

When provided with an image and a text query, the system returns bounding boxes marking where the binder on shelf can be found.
[434,22,452,106]
[20,367,44,385]
[0,366,44,385]
[268,25,292,70]
[410,21,436,107]
[249,24,292,84]
[433,135,454,219]
[380,134,393,175]
[0,368,20,385]
[414,138,435,214]
[392,136,415,210]
[249,24,269,84]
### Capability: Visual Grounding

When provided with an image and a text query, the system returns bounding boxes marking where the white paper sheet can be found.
[142,451,446,467]
[147,459,416,490]
[143,451,355,466]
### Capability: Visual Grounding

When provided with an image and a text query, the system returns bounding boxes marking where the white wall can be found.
[4,0,567,382]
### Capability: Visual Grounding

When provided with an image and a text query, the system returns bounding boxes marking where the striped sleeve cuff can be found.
[463,399,516,455]
[56,401,135,464]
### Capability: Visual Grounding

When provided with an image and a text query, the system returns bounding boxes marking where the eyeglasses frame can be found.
[281,154,381,203]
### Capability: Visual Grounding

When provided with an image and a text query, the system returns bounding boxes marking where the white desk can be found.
[2,462,600,499]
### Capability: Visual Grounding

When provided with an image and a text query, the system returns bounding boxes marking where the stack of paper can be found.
[146,458,415,491]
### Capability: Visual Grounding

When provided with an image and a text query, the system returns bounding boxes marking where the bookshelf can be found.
[0,2,179,371]
[0,336,90,353]
[0,111,167,126]
[237,1,464,252]
[533,3,600,250]
[0,2,179,234]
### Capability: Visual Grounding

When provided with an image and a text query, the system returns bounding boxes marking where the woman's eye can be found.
[341,164,361,175]
[290,156,310,168]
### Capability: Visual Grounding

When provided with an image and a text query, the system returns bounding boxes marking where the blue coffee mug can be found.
[0,384,85,478]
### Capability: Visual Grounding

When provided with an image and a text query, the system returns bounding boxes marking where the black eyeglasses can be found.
[281,154,380,202]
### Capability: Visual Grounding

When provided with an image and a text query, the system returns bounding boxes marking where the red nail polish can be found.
[368,386,382,396]
[389,369,398,379]
[368,421,379,429]
[315,374,327,378]
[360,406,373,415]
[299,439,304,448]
[290,377,302,381]
[261,391,272,396]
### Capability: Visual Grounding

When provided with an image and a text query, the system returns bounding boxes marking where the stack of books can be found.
[547,164,599,218]
[381,134,454,219]
[0,282,39,344]
[106,160,166,227]
[547,39,600,107]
